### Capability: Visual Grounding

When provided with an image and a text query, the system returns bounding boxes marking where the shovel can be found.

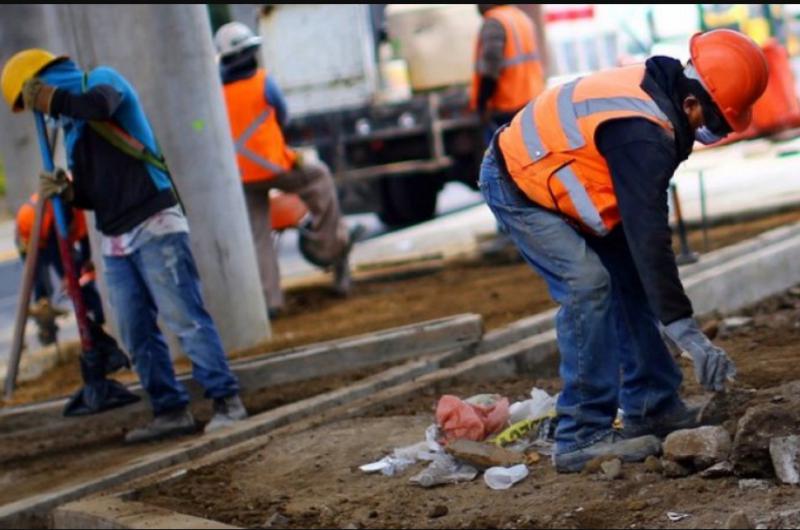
[33,112,140,416]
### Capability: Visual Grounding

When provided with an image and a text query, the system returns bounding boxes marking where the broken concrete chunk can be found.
[738,479,772,491]
[444,439,527,469]
[758,508,800,529]
[662,459,692,478]
[644,455,663,474]
[600,458,623,481]
[663,426,732,470]
[725,511,754,530]
[732,402,800,478]
[769,435,800,485]
[700,461,734,479]
[698,387,758,426]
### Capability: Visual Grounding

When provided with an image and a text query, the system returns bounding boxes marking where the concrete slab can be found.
[53,497,238,530]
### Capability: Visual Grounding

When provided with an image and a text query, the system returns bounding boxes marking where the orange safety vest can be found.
[470,5,545,113]
[222,69,297,183]
[498,65,674,236]
[16,193,88,252]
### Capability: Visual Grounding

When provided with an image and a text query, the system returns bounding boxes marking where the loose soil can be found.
[5,207,800,408]
[0,362,393,507]
[138,286,800,529]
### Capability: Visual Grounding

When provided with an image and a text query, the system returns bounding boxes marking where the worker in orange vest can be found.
[478,29,768,473]
[470,4,546,145]
[15,192,105,345]
[214,22,364,318]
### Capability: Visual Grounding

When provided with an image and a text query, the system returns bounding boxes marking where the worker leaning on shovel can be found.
[479,29,769,473]
[1,49,249,442]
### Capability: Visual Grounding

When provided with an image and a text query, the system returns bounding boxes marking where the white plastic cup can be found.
[483,464,529,490]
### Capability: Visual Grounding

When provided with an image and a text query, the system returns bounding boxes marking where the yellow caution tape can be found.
[492,411,557,447]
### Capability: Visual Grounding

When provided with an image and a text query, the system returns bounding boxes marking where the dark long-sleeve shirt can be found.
[42,62,177,236]
[592,56,698,325]
[596,118,693,325]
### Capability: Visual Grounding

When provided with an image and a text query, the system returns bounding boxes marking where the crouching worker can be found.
[478,30,768,472]
[1,49,249,442]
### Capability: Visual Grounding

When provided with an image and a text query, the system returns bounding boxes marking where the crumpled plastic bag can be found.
[436,394,510,443]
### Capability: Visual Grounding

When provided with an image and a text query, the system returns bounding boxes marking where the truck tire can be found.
[378,173,442,228]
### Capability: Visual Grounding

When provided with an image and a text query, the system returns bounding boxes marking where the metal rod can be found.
[699,170,710,253]
[4,126,60,399]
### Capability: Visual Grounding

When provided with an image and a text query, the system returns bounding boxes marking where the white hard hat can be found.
[214,22,262,59]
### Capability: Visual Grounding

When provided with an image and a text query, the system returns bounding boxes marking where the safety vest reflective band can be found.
[222,69,297,183]
[16,193,87,251]
[498,64,674,236]
[470,5,545,113]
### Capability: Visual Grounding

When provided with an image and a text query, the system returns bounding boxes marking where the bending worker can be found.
[214,22,361,318]
[16,192,104,345]
[471,3,546,144]
[2,49,248,442]
[478,29,768,472]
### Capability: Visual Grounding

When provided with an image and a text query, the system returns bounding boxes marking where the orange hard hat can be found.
[269,191,308,231]
[689,29,769,132]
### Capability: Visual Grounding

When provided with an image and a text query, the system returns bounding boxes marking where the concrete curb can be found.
[0,314,483,432]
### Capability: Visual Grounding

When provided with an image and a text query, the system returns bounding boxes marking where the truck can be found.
[253,4,512,227]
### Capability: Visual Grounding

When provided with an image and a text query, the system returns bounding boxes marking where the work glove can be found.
[663,317,737,392]
[21,77,57,114]
[39,167,74,202]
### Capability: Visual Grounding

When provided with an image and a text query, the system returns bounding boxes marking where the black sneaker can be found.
[124,409,197,444]
[621,400,701,440]
[554,432,662,473]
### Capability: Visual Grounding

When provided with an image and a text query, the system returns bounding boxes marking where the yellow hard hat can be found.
[1,48,66,112]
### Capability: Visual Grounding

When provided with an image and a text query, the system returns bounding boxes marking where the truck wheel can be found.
[377,173,442,228]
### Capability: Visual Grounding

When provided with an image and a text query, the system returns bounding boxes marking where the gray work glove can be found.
[663,317,737,392]
[39,167,74,202]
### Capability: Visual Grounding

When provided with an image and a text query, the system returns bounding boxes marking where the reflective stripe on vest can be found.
[233,108,286,175]
[502,65,674,236]
[492,7,540,69]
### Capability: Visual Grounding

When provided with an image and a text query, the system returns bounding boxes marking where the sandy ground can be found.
[136,287,800,529]
[4,207,800,408]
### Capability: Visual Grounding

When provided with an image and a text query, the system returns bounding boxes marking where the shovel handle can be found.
[34,112,93,351]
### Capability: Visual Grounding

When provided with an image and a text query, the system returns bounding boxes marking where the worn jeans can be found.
[478,145,683,454]
[104,232,239,416]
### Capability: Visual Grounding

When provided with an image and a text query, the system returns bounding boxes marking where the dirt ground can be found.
[4,207,800,408]
[0,363,393,507]
[137,286,800,530]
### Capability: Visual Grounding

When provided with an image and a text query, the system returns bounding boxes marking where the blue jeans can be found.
[104,232,239,416]
[478,146,683,454]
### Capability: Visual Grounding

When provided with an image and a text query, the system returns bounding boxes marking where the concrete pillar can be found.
[61,4,271,351]
[0,4,66,214]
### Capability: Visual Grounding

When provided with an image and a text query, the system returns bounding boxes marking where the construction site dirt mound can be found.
[137,285,800,529]
[4,208,800,408]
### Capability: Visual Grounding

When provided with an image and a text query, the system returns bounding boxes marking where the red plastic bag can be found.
[436,394,510,443]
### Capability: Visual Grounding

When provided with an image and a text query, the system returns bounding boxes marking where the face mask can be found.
[695,126,724,145]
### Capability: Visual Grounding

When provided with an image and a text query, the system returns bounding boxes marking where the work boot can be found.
[332,224,367,297]
[124,408,197,444]
[553,431,662,473]
[620,400,701,440]
[204,395,248,434]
